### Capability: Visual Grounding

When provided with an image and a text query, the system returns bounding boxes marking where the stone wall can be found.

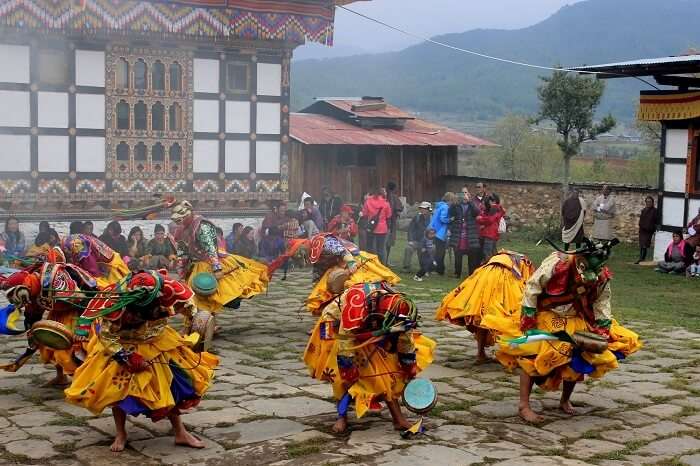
[442,176,657,243]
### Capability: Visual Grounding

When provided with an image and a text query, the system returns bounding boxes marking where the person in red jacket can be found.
[327,205,359,242]
[361,188,392,264]
[477,193,505,263]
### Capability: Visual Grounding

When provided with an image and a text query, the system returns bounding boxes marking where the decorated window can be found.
[106,46,192,180]
[226,62,249,93]
[38,48,68,86]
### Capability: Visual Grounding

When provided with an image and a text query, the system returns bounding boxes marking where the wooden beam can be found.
[654,75,700,89]
[351,102,386,112]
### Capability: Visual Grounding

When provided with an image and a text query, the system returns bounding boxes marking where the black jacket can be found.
[319,195,343,224]
[448,201,480,251]
[407,213,430,242]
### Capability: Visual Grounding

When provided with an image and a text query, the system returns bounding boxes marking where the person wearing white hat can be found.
[403,201,432,272]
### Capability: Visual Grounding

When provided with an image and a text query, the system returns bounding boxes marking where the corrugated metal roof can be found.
[290,113,496,147]
[572,54,700,75]
[319,99,416,119]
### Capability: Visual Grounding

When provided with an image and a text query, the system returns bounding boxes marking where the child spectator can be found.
[656,230,693,274]
[477,193,505,263]
[145,224,177,270]
[326,205,358,242]
[413,228,437,282]
[281,210,302,242]
[403,201,431,272]
[126,226,147,269]
[215,226,226,251]
[690,245,700,277]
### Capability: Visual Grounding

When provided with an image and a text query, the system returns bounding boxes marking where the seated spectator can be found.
[403,201,431,272]
[127,226,147,270]
[226,223,243,253]
[100,220,129,257]
[145,224,177,270]
[262,203,286,232]
[657,230,693,274]
[233,226,258,259]
[69,221,84,235]
[690,245,700,277]
[301,197,324,231]
[259,226,286,264]
[319,186,343,226]
[326,205,358,241]
[83,221,96,237]
[413,227,437,282]
[1,216,26,260]
[215,226,226,251]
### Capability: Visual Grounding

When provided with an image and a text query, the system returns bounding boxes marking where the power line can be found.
[337,5,660,90]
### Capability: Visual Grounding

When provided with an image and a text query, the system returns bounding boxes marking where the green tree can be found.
[533,70,616,191]
[491,114,531,179]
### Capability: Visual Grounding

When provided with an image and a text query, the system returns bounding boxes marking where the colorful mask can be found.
[171,200,193,224]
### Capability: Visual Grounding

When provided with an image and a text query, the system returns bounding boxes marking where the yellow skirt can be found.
[38,309,83,375]
[303,318,436,418]
[306,252,400,316]
[96,253,130,288]
[483,309,642,391]
[187,255,269,313]
[65,326,218,418]
[436,252,533,346]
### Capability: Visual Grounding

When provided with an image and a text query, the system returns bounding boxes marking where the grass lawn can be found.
[386,233,700,332]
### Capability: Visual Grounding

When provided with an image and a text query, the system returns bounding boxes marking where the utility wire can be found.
[337,5,660,90]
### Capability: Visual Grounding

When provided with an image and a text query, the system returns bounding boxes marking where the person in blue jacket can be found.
[430,192,456,275]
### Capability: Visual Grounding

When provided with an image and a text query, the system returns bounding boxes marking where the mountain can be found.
[291,0,700,121]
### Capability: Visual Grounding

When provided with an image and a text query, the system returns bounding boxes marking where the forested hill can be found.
[291,0,700,121]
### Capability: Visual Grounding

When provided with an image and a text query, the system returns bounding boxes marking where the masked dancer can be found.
[482,239,641,423]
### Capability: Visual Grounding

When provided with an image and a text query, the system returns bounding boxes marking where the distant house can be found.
[289,97,495,204]
[575,54,700,260]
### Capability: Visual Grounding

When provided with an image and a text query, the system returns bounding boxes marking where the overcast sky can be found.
[296,0,584,58]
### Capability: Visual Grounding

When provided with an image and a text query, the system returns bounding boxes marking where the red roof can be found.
[321,99,415,120]
[290,113,496,147]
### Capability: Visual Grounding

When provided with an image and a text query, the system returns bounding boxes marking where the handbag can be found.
[498,217,507,234]
[365,207,383,233]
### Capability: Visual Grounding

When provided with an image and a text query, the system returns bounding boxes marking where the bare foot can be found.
[175,430,205,448]
[44,374,70,387]
[518,406,545,424]
[560,400,577,415]
[110,433,127,452]
[393,418,414,431]
[332,417,348,434]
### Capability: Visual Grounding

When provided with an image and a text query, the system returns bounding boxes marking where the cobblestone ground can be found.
[1,270,700,466]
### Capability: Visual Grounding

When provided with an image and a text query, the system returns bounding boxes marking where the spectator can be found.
[592,185,616,241]
[361,187,392,264]
[636,196,658,264]
[69,221,84,235]
[301,197,324,232]
[47,228,60,247]
[413,228,437,282]
[429,192,456,275]
[215,226,226,251]
[83,221,96,237]
[690,245,700,277]
[37,221,50,237]
[318,186,343,226]
[474,181,488,207]
[262,203,286,232]
[226,223,244,254]
[281,210,302,242]
[384,181,404,265]
[26,231,51,258]
[127,226,147,269]
[146,224,177,270]
[656,229,693,274]
[561,187,585,250]
[477,193,505,262]
[357,191,371,250]
[1,217,26,259]
[450,186,482,277]
[327,205,358,242]
[403,201,432,272]
[685,207,700,248]
[233,226,258,259]
[259,226,286,264]
[100,221,129,257]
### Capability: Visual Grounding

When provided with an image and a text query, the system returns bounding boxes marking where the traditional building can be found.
[0,0,359,215]
[575,54,700,259]
[289,97,495,204]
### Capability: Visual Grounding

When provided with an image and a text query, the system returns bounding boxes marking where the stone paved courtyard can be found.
[1,270,700,466]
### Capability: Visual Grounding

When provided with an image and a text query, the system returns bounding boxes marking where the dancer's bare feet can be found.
[45,373,70,387]
[332,417,348,434]
[110,433,127,452]
[560,400,577,415]
[174,430,205,448]
[518,405,545,424]
[392,418,414,431]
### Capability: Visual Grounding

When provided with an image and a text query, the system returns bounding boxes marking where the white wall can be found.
[0,135,30,171]
[0,44,29,83]
[76,137,106,172]
[0,91,29,126]
[75,50,105,87]
[225,140,250,173]
[654,230,673,262]
[256,63,281,96]
[193,59,219,93]
[38,136,69,172]
[662,197,685,227]
[225,101,250,133]
[665,129,688,159]
[38,92,69,128]
[193,140,219,173]
[255,141,280,174]
[663,163,686,193]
